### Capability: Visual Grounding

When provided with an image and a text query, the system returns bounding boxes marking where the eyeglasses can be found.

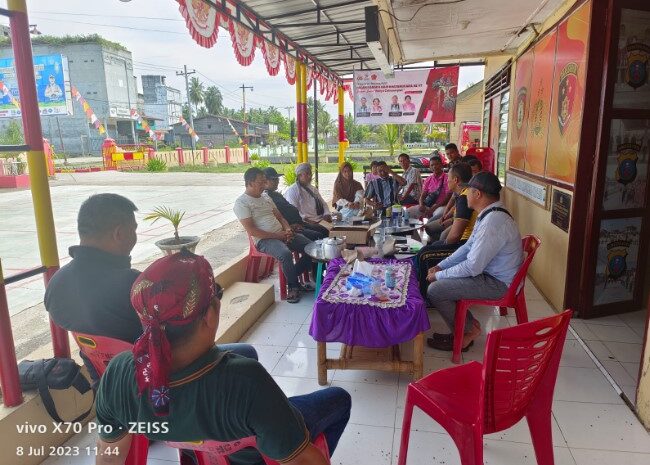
[215,282,224,300]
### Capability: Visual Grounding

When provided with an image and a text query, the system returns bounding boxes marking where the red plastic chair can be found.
[399,310,572,465]
[464,147,495,174]
[245,234,288,300]
[168,432,330,465]
[451,235,541,364]
[72,332,149,465]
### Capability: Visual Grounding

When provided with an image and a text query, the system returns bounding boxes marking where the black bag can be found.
[18,358,93,423]
[423,187,443,207]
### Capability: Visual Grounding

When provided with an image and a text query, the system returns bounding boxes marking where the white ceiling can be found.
[388,0,567,62]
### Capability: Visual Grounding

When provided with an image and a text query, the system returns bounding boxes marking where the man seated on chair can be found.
[94,252,351,465]
[407,155,451,220]
[425,172,523,352]
[263,167,328,241]
[45,194,142,347]
[364,161,400,211]
[467,158,483,176]
[45,194,257,384]
[391,153,421,205]
[416,163,477,295]
[444,143,462,168]
[234,167,313,304]
[284,163,332,224]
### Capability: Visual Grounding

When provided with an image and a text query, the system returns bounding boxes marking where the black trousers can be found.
[415,240,466,296]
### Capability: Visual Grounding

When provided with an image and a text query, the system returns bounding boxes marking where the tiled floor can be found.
[42,281,650,465]
[570,307,647,404]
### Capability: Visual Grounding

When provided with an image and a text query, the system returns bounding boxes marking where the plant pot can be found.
[154,236,201,256]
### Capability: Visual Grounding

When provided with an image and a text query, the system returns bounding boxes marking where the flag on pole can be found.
[71,86,106,135]
[179,116,200,142]
[131,109,160,141]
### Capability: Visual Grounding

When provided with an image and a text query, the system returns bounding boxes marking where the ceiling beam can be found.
[264,0,369,21]
[303,43,367,48]
[275,20,365,27]
[293,26,365,42]
[305,46,368,58]
[320,58,371,63]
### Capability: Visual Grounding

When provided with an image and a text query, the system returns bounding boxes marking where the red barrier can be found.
[176,147,185,166]
[243,145,249,164]
[202,147,209,165]
[147,147,155,161]
[225,145,231,164]
[0,260,22,407]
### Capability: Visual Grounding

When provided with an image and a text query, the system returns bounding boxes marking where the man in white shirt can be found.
[425,172,523,352]
[234,167,313,303]
[284,163,332,224]
[392,153,421,205]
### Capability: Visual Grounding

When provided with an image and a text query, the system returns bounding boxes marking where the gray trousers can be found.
[257,234,312,288]
[427,274,509,333]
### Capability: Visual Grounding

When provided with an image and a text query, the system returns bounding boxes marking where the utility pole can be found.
[283,106,294,156]
[240,84,253,146]
[122,59,137,144]
[177,65,196,159]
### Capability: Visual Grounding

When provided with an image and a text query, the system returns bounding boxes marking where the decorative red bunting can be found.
[228,19,256,66]
[177,0,220,48]
[284,53,297,85]
[260,41,282,76]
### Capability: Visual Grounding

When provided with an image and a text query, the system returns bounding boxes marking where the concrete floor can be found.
[1,170,338,357]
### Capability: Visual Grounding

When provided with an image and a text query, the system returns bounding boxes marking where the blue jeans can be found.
[288,387,351,456]
[256,234,312,288]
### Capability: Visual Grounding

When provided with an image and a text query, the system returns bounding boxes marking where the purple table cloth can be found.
[309,258,431,348]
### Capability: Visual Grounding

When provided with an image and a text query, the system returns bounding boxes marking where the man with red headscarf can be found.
[94,251,351,465]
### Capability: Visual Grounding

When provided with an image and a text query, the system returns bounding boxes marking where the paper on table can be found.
[353,260,375,276]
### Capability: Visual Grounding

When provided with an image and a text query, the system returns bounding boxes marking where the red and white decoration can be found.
[228,19,256,66]
[260,41,281,76]
[177,0,220,48]
[176,0,347,101]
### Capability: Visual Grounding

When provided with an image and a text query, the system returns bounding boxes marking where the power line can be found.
[30,16,188,35]
[31,11,184,22]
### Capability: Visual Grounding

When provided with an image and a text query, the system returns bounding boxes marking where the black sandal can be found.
[287,288,301,303]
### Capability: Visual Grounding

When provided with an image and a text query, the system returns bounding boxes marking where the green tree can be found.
[182,103,191,121]
[380,124,401,155]
[203,86,223,115]
[0,120,25,158]
[188,77,204,115]
[316,110,336,147]
[344,113,371,144]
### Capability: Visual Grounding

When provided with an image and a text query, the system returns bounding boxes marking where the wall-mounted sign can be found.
[505,172,548,207]
[110,106,131,118]
[613,9,650,110]
[353,67,459,124]
[551,189,572,232]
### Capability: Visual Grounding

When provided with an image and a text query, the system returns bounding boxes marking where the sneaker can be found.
[426,337,474,352]
[287,288,301,303]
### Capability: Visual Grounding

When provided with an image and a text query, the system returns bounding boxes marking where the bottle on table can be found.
[384,265,396,289]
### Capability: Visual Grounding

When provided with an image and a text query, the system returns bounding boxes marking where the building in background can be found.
[0,35,138,155]
[141,74,182,131]
[171,114,271,148]
[450,80,484,153]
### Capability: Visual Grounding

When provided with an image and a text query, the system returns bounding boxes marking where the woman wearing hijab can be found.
[332,162,364,219]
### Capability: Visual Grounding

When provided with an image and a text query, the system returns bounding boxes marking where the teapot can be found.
[321,236,346,260]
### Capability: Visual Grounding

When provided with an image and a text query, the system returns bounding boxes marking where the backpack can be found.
[18,358,93,423]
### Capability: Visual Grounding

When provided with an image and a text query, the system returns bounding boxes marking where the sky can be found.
[1,0,485,118]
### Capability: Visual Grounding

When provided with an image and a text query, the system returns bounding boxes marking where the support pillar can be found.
[295,64,303,163]
[338,85,346,166]
[176,147,185,166]
[9,0,68,358]
[300,63,308,164]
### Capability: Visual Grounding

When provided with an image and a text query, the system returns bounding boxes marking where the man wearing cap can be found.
[94,252,351,465]
[284,163,332,224]
[262,167,328,241]
[234,167,313,303]
[425,171,523,352]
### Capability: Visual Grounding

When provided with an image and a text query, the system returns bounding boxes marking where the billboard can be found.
[353,67,459,124]
[0,54,73,118]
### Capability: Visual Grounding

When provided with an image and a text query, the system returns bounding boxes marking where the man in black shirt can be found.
[45,193,142,344]
[263,167,328,241]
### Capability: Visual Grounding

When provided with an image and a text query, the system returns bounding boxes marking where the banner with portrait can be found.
[353,67,459,124]
[509,50,535,171]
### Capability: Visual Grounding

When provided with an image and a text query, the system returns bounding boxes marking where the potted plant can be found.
[144,206,200,255]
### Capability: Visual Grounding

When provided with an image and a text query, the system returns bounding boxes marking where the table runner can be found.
[309,258,430,347]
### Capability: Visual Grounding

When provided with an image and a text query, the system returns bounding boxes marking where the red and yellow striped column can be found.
[295,63,304,163]
[338,85,346,166]
[9,0,68,357]
[299,63,309,164]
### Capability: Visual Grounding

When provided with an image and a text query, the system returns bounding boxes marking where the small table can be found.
[304,241,329,297]
[309,258,431,385]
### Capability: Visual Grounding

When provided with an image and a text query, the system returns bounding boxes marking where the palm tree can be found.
[317,111,336,148]
[204,86,223,115]
[381,124,400,155]
[188,77,205,115]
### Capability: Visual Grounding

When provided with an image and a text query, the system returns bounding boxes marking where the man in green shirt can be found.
[95,251,350,465]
